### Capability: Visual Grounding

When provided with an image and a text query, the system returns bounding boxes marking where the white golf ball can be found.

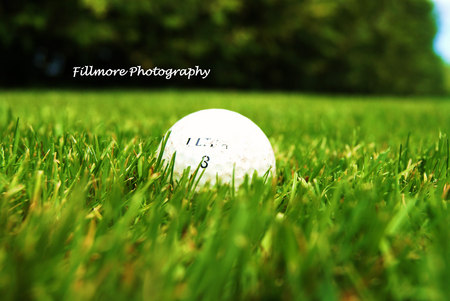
[161,109,276,186]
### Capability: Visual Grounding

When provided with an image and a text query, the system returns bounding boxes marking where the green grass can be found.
[1,90,449,301]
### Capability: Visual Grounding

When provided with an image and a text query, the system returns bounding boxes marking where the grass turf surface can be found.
[0,90,450,301]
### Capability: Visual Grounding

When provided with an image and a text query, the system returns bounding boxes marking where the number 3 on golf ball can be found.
[161,109,276,186]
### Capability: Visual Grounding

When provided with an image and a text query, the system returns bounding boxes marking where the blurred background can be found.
[0,0,449,94]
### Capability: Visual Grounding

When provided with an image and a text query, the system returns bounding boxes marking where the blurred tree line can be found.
[0,0,445,94]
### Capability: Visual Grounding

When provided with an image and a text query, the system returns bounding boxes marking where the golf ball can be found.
[161,109,276,186]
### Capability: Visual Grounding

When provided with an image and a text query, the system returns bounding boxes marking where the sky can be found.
[433,0,450,63]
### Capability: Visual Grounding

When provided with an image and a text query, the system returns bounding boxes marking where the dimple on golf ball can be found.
[161,109,276,186]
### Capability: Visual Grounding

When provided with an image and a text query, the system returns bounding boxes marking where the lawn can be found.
[0,90,449,301]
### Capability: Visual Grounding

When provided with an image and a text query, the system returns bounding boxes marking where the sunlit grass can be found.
[0,90,449,300]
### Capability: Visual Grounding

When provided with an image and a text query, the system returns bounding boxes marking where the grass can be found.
[0,90,449,301]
